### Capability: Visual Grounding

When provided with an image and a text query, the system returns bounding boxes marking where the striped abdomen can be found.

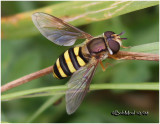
[53,47,88,79]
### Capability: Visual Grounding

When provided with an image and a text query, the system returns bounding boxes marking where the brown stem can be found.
[1,66,53,92]
[1,51,159,93]
[113,51,159,61]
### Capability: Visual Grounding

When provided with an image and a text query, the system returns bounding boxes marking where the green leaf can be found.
[2,1,158,40]
[124,42,159,54]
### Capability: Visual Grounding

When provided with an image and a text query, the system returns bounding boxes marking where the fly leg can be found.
[121,45,131,49]
[99,60,113,72]
[108,54,121,60]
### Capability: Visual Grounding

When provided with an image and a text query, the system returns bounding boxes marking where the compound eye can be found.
[108,40,120,54]
[104,31,115,38]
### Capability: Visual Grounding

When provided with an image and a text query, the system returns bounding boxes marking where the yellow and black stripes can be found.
[53,47,88,79]
[68,48,80,70]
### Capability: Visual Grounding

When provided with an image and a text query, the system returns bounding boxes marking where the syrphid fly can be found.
[32,12,127,115]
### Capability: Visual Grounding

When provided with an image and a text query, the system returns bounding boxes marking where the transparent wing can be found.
[32,12,93,46]
[66,59,99,114]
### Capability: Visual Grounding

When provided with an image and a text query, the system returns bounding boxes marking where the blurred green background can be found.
[1,1,159,123]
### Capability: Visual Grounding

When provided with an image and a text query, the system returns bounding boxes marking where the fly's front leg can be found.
[108,54,121,60]
[121,45,131,49]
[99,60,113,72]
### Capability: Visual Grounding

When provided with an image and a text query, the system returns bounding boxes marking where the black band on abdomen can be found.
[79,47,88,63]
[53,64,64,79]
[68,48,81,70]
[59,53,72,76]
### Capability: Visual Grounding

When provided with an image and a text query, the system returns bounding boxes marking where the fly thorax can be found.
[87,37,107,56]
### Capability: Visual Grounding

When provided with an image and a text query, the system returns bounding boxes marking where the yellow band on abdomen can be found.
[77,56,86,66]
[64,50,76,73]
[56,58,67,77]
[74,47,79,56]
[74,47,86,66]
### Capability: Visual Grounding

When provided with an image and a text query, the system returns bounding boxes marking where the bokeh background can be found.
[1,1,159,123]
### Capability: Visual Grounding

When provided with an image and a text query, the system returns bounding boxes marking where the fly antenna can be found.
[119,38,128,40]
[118,31,125,36]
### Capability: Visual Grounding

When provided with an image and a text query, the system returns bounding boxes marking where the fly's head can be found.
[103,31,127,55]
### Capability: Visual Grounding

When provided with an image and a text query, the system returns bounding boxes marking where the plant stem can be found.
[1,66,53,92]
[114,51,159,61]
[1,83,159,101]
[26,95,64,123]
[1,51,159,93]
